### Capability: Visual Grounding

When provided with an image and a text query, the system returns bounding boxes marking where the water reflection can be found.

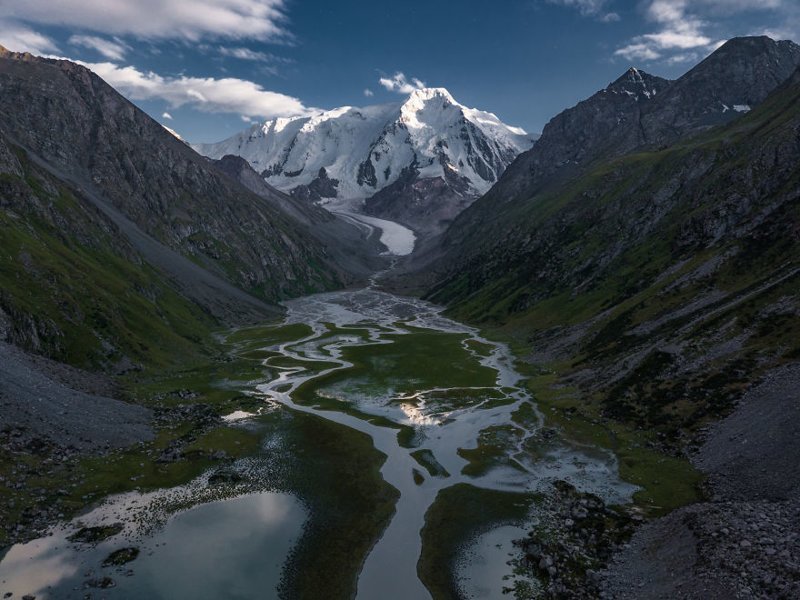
[0,491,305,599]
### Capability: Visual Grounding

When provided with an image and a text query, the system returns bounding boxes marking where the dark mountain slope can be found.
[417,55,800,600]
[0,44,390,376]
[434,36,800,253]
[426,64,800,432]
[212,154,384,275]
[0,47,358,306]
[0,131,221,371]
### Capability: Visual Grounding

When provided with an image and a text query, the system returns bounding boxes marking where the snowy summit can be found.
[195,87,536,203]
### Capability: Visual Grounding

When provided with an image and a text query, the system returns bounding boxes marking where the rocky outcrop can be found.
[363,167,473,236]
[290,167,340,202]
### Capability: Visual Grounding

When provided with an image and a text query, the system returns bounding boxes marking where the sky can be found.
[0,0,798,143]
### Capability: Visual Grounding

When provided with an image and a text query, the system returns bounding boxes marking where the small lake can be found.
[0,491,305,599]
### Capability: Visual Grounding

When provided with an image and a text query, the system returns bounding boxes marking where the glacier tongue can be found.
[193,88,536,203]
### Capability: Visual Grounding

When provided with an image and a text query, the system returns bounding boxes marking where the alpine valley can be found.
[0,23,799,600]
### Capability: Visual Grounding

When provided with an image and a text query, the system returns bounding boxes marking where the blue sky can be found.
[1,1,798,143]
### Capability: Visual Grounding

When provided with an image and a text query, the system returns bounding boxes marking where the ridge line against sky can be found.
[1,0,797,143]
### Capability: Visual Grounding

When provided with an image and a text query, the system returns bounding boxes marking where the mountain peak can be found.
[403,87,458,111]
[718,35,797,53]
[196,85,534,216]
[695,36,800,73]
[606,67,670,101]
[611,67,663,88]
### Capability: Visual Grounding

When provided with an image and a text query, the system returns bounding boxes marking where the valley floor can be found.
[1,241,798,599]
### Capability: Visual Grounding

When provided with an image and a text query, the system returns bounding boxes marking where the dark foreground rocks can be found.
[514,481,638,598]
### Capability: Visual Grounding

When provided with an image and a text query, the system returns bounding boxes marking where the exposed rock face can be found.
[291,167,340,203]
[211,154,331,226]
[492,67,672,202]
[363,164,475,236]
[212,155,383,277]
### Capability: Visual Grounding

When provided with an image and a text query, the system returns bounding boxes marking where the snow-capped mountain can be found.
[195,88,536,234]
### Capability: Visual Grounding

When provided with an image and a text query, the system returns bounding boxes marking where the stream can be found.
[0,285,637,599]
[262,287,637,599]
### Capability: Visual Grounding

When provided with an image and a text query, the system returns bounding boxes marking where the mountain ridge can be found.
[444,35,800,223]
[413,36,800,266]
[0,48,375,307]
[195,87,536,235]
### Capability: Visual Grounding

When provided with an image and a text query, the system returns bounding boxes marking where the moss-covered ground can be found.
[418,484,538,600]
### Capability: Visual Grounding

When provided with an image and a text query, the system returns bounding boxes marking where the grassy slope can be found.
[0,145,219,370]
[423,74,800,513]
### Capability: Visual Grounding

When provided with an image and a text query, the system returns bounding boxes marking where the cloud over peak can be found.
[69,35,128,61]
[80,61,311,118]
[0,23,59,54]
[379,72,426,94]
[615,0,791,63]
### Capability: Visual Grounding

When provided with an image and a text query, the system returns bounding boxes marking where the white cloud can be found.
[693,0,782,14]
[69,35,127,61]
[615,0,791,64]
[547,0,606,16]
[600,12,621,23]
[363,88,374,97]
[217,46,290,76]
[664,51,700,64]
[547,0,619,22]
[162,111,173,120]
[80,61,311,118]
[219,46,274,62]
[0,0,288,42]
[0,22,58,54]
[379,72,425,94]
[615,42,662,61]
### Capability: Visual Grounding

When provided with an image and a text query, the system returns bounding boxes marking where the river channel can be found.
[0,287,637,599]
